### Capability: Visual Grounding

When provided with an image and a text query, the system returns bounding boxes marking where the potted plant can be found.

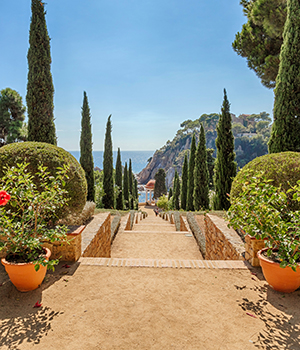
[227,172,300,293]
[0,162,69,292]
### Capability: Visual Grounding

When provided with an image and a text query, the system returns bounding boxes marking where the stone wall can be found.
[205,214,245,260]
[82,213,111,258]
[244,235,265,266]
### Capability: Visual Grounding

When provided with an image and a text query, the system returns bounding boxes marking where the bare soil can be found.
[0,208,299,350]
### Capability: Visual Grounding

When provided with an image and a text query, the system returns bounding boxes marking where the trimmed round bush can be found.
[0,142,87,220]
[230,152,300,210]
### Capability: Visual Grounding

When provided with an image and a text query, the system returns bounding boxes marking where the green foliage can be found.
[80,91,95,202]
[268,0,300,153]
[206,148,215,189]
[134,178,139,210]
[230,152,300,211]
[0,142,87,219]
[0,88,26,147]
[102,115,114,209]
[187,134,196,211]
[26,0,56,144]
[227,171,300,270]
[0,162,69,269]
[180,154,188,210]
[157,194,169,211]
[115,148,123,210]
[193,124,209,210]
[128,159,134,209]
[168,187,173,200]
[213,90,236,210]
[154,168,167,199]
[123,162,129,209]
[172,170,180,210]
[232,0,286,88]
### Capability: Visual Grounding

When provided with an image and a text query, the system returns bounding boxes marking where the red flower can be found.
[0,191,10,206]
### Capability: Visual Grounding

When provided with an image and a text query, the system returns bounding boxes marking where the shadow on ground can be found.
[236,278,300,350]
[0,261,80,349]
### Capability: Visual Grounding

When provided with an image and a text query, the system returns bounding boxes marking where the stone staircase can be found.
[79,208,249,270]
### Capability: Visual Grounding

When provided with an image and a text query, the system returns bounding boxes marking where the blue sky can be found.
[0,0,274,151]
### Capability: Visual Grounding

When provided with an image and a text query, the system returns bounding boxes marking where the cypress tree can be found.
[172,170,180,210]
[115,147,123,210]
[102,115,114,209]
[154,168,167,199]
[128,159,133,209]
[193,123,209,210]
[187,134,196,211]
[180,154,188,210]
[268,0,300,153]
[26,0,56,144]
[168,187,173,200]
[134,178,139,210]
[123,162,129,209]
[213,89,236,210]
[79,91,95,201]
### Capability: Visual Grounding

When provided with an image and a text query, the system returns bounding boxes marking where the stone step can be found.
[124,230,189,235]
[78,257,249,269]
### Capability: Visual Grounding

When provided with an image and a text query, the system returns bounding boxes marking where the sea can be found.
[69,150,154,203]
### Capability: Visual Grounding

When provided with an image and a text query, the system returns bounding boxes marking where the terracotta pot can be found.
[1,247,51,292]
[257,248,300,293]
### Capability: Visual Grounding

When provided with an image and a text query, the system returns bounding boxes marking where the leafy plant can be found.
[227,172,300,271]
[0,162,70,270]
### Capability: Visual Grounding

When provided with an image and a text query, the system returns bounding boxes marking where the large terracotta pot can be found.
[257,248,300,293]
[1,247,51,292]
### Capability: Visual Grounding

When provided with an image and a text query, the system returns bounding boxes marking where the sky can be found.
[0,0,275,151]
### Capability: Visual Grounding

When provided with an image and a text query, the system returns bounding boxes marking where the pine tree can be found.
[26,0,56,144]
[115,147,123,210]
[172,170,180,210]
[180,153,188,210]
[154,168,167,199]
[79,91,95,201]
[128,159,134,209]
[187,134,196,211]
[193,123,209,210]
[268,0,300,153]
[123,162,129,209]
[102,115,114,209]
[213,89,236,210]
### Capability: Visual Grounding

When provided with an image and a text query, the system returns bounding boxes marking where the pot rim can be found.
[1,247,51,266]
[257,247,300,267]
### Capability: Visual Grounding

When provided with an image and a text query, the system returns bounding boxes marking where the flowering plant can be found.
[227,172,300,271]
[0,162,70,270]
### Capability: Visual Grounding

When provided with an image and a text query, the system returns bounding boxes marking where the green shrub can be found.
[0,142,87,220]
[230,152,300,211]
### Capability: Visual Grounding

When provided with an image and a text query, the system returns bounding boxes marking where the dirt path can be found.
[0,209,299,349]
[111,206,203,260]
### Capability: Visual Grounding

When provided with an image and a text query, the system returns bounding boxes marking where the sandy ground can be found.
[0,208,299,350]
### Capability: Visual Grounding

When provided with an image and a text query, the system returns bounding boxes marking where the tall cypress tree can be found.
[180,153,188,210]
[193,123,209,210]
[26,0,56,144]
[154,168,167,199]
[80,91,95,201]
[115,147,123,210]
[213,89,236,210]
[187,134,196,211]
[168,187,173,200]
[123,162,129,209]
[102,115,114,209]
[128,159,133,209]
[268,0,300,153]
[172,170,180,210]
[134,178,139,210]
